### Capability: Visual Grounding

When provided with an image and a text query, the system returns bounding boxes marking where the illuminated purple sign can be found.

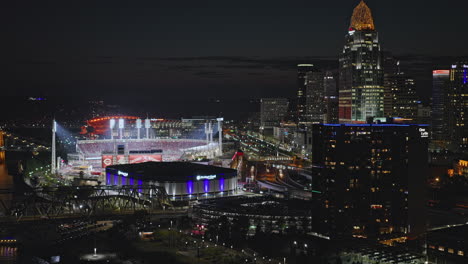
[204,179,209,193]
[106,172,111,185]
[219,178,225,192]
[187,180,194,194]
[138,179,143,193]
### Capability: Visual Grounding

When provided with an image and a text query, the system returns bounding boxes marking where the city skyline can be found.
[1,0,467,104]
[0,1,467,263]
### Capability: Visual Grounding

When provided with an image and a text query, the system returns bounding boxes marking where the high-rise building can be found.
[297,64,315,123]
[383,56,418,119]
[312,124,428,239]
[448,62,468,150]
[383,54,399,117]
[339,1,384,123]
[260,98,289,130]
[324,71,339,124]
[388,74,418,119]
[431,70,450,147]
[416,102,431,125]
[305,71,325,124]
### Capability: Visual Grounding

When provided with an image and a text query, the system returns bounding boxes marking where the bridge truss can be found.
[0,185,173,221]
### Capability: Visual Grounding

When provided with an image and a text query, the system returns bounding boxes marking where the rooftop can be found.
[350,0,375,31]
[106,162,237,182]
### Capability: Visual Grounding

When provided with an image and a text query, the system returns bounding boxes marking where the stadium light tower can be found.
[145,119,151,139]
[209,122,213,143]
[217,118,223,155]
[205,121,213,144]
[109,118,116,140]
[118,118,124,139]
[51,119,57,174]
[136,119,142,139]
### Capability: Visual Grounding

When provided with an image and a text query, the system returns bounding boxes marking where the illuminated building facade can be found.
[260,98,289,130]
[427,225,468,264]
[324,71,339,123]
[339,1,384,123]
[448,62,468,150]
[105,162,238,199]
[383,56,418,119]
[388,75,418,119]
[297,64,315,123]
[448,160,468,178]
[305,70,325,124]
[312,124,428,239]
[431,70,450,147]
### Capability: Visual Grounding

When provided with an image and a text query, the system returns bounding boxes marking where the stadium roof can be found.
[106,162,237,182]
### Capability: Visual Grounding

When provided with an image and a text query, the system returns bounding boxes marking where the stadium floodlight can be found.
[145,119,151,139]
[118,118,125,129]
[51,119,57,173]
[217,118,223,155]
[110,119,116,129]
[136,119,142,139]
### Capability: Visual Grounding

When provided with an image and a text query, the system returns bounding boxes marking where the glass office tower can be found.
[339,1,384,123]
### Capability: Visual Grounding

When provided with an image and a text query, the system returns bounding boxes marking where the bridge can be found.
[0,184,173,222]
[0,130,50,152]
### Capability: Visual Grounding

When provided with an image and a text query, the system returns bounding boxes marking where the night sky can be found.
[1,0,467,115]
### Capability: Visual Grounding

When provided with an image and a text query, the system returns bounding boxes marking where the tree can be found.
[231,215,250,245]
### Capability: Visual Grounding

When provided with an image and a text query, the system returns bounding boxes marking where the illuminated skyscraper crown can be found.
[350,0,375,31]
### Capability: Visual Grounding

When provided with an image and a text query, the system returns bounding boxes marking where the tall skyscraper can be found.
[431,70,450,147]
[448,62,468,150]
[297,64,315,124]
[260,98,289,131]
[383,54,399,117]
[312,124,429,239]
[324,71,339,124]
[339,1,384,123]
[383,55,418,120]
[305,71,325,124]
[386,75,418,119]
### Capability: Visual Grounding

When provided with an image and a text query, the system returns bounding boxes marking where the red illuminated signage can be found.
[432,70,449,75]
[102,155,113,168]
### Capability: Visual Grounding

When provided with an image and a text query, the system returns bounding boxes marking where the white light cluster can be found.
[196,175,216,180]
